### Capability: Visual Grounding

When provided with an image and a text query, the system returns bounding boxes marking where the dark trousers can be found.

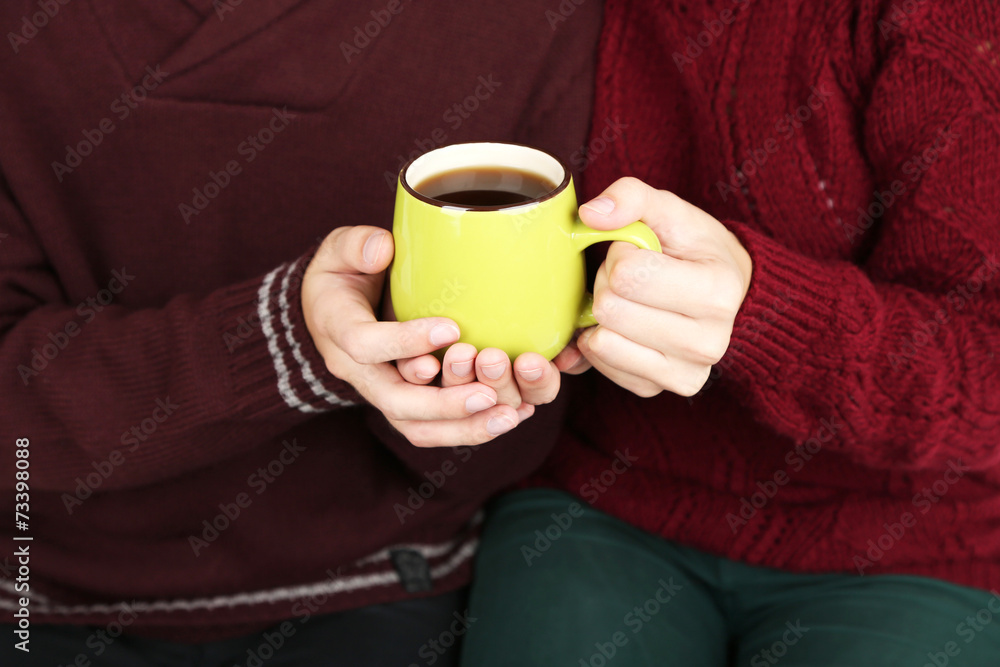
[462,488,1000,666]
[1,588,466,667]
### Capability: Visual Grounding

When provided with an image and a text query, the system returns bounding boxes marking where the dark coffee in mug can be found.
[416,166,557,207]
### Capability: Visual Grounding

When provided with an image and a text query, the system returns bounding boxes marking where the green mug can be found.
[390,142,661,360]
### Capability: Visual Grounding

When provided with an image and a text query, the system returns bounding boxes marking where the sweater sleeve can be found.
[0,180,363,492]
[717,2,1000,473]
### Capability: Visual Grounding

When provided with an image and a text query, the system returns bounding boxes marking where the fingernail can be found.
[481,362,506,380]
[429,323,460,347]
[362,232,387,266]
[487,415,516,436]
[516,368,543,382]
[415,372,436,380]
[466,392,496,413]
[450,360,474,377]
[582,196,615,216]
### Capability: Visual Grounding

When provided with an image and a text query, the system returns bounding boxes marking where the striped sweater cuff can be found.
[221,249,364,418]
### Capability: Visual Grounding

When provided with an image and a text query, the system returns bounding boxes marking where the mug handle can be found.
[571,220,662,328]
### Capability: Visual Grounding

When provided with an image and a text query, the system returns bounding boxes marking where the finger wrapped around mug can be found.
[470,347,554,415]
[346,357,529,445]
[394,352,442,385]
[591,259,735,367]
[475,348,523,409]
[601,240,747,322]
[441,343,479,387]
[511,352,560,406]
[579,255,736,398]
[393,404,532,447]
[577,325,712,398]
[394,342,480,387]
[473,348,558,410]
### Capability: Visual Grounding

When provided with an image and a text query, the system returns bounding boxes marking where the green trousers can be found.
[461,489,1000,666]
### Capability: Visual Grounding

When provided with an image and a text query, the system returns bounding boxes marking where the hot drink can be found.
[416,166,557,207]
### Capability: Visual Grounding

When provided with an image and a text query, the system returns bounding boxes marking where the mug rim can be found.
[398,141,572,211]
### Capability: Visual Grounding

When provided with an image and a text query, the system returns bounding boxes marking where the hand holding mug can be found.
[390,143,661,362]
[566,177,753,398]
[396,343,562,411]
[301,226,534,447]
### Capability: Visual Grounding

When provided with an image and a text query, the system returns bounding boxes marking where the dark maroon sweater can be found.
[0,0,602,640]
[536,0,1000,592]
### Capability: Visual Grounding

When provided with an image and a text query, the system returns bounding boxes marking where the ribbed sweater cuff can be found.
[216,247,364,418]
[720,221,872,403]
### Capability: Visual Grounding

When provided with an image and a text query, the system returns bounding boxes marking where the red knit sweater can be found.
[535,0,1000,590]
[0,0,602,641]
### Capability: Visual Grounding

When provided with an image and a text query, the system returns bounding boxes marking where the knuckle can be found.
[397,360,420,383]
[607,261,636,297]
[617,176,645,193]
[684,333,730,366]
[339,329,374,364]
[383,407,406,423]
[379,396,407,423]
[585,328,606,355]
[706,270,744,318]
[674,368,711,397]
[319,226,349,257]
[608,177,653,214]
[405,429,435,449]
[309,308,334,342]
[719,279,744,312]
[383,339,406,363]
[592,290,618,326]
[475,425,499,445]
[704,336,732,365]
[538,377,561,402]
[686,344,715,367]
[672,382,698,398]
[657,188,683,209]
[532,387,559,405]
[633,382,663,398]
[395,322,418,349]
[397,423,429,448]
